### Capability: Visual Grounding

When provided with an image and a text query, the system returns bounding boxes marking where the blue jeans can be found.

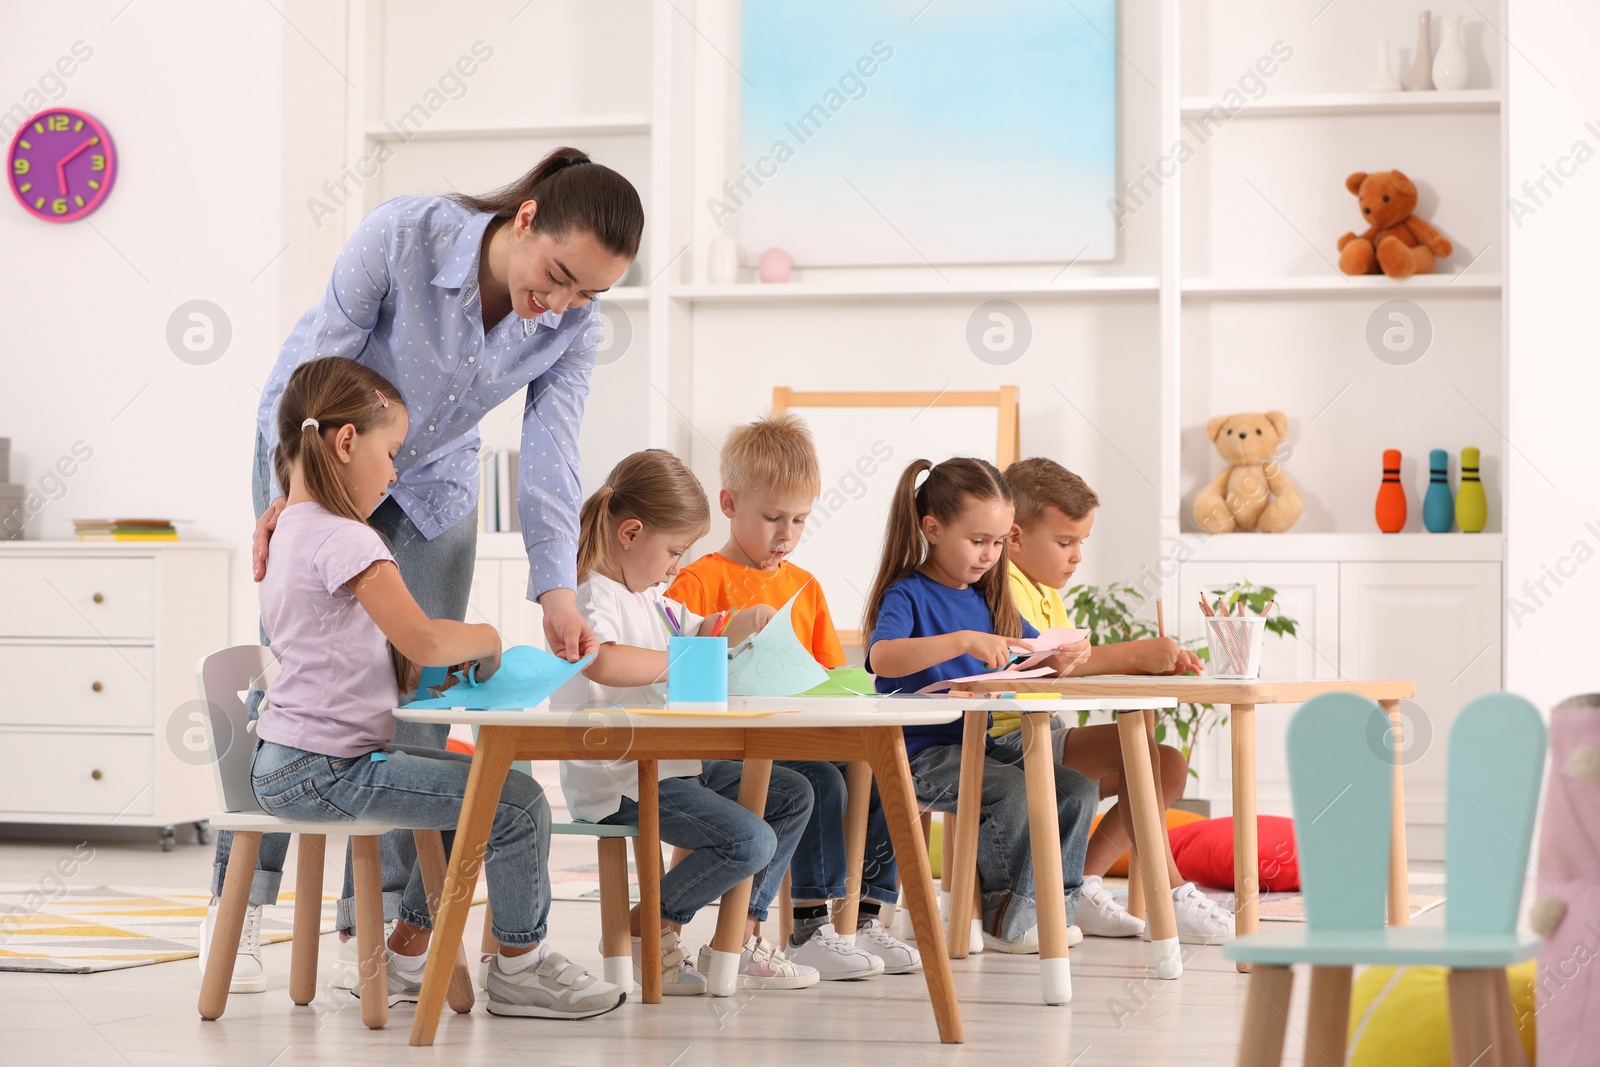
[908,729,1098,942]
[210,433,475,928]
[250,740,550,945]
[781,761,899,906]
[602,760,813,925]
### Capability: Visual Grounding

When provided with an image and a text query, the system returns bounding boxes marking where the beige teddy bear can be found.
[1193,412,1303,534]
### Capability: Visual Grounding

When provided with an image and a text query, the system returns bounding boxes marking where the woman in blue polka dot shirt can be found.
[199,148,645,991]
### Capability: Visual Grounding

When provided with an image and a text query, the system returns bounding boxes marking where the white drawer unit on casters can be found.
[0,542,230,850]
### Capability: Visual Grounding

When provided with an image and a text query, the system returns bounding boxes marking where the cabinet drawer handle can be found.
[92,592,105,604]
[91,681,103,693]
[91,769,103,781]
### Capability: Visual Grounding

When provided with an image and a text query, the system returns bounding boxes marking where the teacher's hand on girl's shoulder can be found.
[252,497,289,582]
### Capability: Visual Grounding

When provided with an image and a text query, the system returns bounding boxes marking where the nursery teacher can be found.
[253,146,643,656]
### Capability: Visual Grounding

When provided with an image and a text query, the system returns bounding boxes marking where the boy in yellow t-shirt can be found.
[669,414,919,978]
[999,458,1231,945]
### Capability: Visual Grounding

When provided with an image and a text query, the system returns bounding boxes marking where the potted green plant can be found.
[1062,580,1298,778]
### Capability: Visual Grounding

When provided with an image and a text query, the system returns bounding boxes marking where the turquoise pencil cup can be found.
[667,636,728,709]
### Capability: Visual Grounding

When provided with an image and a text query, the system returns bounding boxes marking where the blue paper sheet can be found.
[405,646,596,710]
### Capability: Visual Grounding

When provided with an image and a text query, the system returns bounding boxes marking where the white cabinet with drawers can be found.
[0,543,230,848]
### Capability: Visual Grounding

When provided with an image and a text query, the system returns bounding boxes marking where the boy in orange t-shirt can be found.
[669,414,919,978]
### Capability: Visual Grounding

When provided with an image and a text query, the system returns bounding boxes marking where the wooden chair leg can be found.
[414,829,475,1014]
[596,837,633,990]
[1237,965,1294,1067]
[198,829,262,1021]
[1303,966,1353,1067]
[1447,969,1500,1067]
[351,835,389,1030]
[836,760,872,937]
[289,833,326,1006]
[776,870,794,947]
[1488,967,1530,1067]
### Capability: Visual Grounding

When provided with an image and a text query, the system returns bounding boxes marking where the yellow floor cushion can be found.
[1346,961,1537,1066]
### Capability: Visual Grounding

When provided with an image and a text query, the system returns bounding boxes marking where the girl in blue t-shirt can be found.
[862,457,1097,953]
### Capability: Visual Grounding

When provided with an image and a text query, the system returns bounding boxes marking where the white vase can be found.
[1401,11,1434,91]
[1432,15,1470,91]
[1367,38,1402,91]
[707,236,738,284]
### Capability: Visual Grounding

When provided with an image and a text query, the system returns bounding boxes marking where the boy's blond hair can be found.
[1004,457,1100,526]
[720,413,822,500]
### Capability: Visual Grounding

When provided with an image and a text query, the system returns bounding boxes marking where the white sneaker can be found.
[197,901,266,994]
[332,919,399,990]
[633,929,708,996]
[786,922,884,980]
[697,936,820,990]
[981,923,1081,953]
[856,917,921,974]
[1172,883,1234,945]
[1076,876,1145,938]
[485,951,626,1019]
[348,952,425,1007]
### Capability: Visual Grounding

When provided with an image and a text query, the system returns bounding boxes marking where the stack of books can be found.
[73,518,179,542]
[478,449,520,533]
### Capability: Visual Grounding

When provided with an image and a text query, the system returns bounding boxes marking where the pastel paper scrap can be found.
[727,588,830,697]
[916,665,1056,694]
[406,646,597,710]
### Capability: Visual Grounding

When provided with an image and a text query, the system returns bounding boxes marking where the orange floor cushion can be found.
[446,737,475,755]
[1091,807,1206,877]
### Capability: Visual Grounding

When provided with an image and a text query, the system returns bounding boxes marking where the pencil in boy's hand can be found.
[711,606,737,638]
[1156,597,1166,639]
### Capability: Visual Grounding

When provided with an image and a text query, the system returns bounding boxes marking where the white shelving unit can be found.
[671,276,1160,303]
[1180,88,1500,118]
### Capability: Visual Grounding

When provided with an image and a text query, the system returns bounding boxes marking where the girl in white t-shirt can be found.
[560,449,818,995]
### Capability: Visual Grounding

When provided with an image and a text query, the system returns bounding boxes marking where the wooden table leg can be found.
[1117,709,1180,980]
[1021,712,1072,1004]
[636,759,662,1005]
[1231,702,1260,973]
[1380,698,1411,926]
[1238,965,1294,1067]
[289,833,325,1006]
[866,726,963,1044]
[409,725,515,1046]
[1126,846,1146,921]
[837,760,872,938]
[707,758,773,997]
[946,710,987,960]
[414,828,475,1014]
[1304,966,1353,1067]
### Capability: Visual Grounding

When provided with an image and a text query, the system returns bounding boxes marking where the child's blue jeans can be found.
[908,728,1099,942]
[250,740,552,946]
[602,760,813,925]
[781,760,899,906]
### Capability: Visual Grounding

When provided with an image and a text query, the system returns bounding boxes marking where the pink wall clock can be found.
[7,108,117,222]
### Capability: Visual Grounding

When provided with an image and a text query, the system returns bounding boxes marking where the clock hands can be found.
[54,138,95,197]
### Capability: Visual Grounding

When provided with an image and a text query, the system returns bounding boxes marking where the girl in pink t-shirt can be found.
[250,356,622,1020]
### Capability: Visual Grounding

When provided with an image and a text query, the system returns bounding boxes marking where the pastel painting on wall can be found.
[735,0,1118,266]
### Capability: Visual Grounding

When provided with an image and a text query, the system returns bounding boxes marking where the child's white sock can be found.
[392,942,429,977]
[497,942,549,974]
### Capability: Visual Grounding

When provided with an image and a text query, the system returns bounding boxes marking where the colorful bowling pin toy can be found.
[1375,449,1407,533]
[1456,446,1487,532]
[1423,448,1454,532]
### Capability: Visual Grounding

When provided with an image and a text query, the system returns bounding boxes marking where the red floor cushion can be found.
[1168,815,1299,892]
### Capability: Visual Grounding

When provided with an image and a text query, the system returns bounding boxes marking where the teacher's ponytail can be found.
[450,145,644,261]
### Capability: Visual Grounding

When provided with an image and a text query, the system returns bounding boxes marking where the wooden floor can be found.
[0,831,1355,1067]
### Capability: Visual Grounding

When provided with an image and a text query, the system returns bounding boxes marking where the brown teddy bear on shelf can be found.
[1193,411,1303,534]
[1337,170,1453,279]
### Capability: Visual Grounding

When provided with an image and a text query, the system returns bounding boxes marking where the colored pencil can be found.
[663,602,682,635]
[654,601,679,637]
[1156,597,1166,639]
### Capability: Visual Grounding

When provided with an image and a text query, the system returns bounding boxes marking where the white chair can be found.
[195,645,473,1030]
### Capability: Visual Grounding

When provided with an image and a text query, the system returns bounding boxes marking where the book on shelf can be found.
[73,518,180,541]
[477,449,521,534]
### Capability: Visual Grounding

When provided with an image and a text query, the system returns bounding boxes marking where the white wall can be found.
[0,2,288,649]
[1505,0,1600,710]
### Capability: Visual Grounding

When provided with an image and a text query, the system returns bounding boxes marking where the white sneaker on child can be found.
[633,929,708,996]
[1171,882,1234,945]
[786,922,884,980]
[855,917,921,974]
[486,949,627,1019]
[197,901,266,994]
[981,923,1081,953]
[697,936,820,990]
[332,919,399,990]
[1075,875,1146,938]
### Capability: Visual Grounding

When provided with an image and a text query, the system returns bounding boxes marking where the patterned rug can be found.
[0,884,337,975]
[1103,875,1447,922]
